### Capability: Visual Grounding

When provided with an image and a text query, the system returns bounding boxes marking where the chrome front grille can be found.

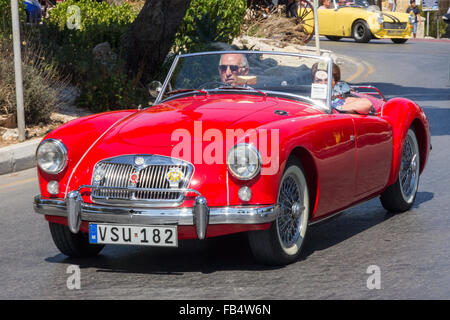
[383,22,406,30]
[91,155,193,207]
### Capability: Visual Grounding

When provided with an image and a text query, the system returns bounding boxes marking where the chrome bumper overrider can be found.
[33,190,279,240]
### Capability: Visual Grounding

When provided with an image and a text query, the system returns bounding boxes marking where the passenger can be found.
[218,53,249,86]
[311,62,373,114]
[319,0,331,9]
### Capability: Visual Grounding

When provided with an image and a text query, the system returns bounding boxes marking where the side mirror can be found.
[148,81,163,98]
[333,81,351,97]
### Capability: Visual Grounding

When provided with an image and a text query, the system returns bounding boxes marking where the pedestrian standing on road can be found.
[388,0,396,12]
[407,0,421,38]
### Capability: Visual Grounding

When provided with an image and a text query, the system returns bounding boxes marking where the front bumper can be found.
[373,28,411,39]
[34,193,279,240]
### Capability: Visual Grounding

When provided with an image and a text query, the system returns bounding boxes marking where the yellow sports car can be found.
[299,0,414,43]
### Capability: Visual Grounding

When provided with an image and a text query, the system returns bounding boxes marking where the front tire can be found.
[248,159,310,265]
[352,20,372,43]
[380,128,420,212]
[49,222,104,258]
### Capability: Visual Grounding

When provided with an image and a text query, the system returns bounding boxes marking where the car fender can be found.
[37,110,138,198]
[342,9,374,36]
[381,98,431,187]
[238,115,329,214]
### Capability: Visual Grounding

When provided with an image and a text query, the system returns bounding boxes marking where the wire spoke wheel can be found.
[399,132,419,201]
[277,176,303,248]
[248,160,310,265]
[296,0,315,44]
[380,128,420,213]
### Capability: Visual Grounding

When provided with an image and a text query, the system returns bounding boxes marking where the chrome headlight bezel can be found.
[36,139,68,174]
[226,143,262,181]
[378,14,384,25]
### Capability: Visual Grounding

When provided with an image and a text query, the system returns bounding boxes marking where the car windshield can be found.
[157,51,333,111]
[336,0,369,8]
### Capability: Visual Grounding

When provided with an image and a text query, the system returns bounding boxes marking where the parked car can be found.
[309,0,414,43]
[33,51,431,265]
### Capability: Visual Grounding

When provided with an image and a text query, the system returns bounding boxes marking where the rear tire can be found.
[248,158,309,265]
[352,20,372,43]
[49,222,104,258]
[391,38,408,44]
[380,128,420,213]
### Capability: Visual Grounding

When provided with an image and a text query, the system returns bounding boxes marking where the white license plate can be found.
[387,30,403,35]
[89,223,178,247]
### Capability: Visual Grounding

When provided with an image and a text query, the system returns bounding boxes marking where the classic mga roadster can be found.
[297,0,414,43]
[33,51,430,265]
[319,0,414,43]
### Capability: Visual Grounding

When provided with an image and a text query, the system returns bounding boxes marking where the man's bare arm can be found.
[341,97,373,114]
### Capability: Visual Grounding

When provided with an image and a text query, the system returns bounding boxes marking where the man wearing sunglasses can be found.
[218,53,249,86]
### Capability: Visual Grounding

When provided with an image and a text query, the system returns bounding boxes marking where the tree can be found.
[120,0,192,84]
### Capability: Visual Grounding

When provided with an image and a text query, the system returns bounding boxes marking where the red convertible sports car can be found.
[34,51,431,265]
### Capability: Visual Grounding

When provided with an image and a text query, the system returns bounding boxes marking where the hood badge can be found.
[166,168,184,188]
[134,156,145,166]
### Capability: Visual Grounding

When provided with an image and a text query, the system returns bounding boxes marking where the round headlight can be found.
[378,15,384,24]
[36,139,68,174]
[226,143,261,180]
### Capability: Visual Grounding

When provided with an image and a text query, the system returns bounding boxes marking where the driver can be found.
[311,62,373,114]
[218,53,249,86]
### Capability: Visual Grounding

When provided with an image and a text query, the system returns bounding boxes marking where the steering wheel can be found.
[198,81,230,89]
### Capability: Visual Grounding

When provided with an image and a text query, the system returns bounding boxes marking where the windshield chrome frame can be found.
[155,50,334,114]
[333,0,369,9]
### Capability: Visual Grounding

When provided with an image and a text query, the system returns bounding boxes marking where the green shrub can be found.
[0,0,26,39]
[75,60,148,113]
[0,40,65,125]
[23,0,247,115]
[45,0,138,49]
[28,0,138,82]
[26,0,145,112]
[428,14,447,38]
[174,0,247,52]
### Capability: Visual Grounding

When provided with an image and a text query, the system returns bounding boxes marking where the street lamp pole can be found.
[10,0,26,142]
[313,0,320,55]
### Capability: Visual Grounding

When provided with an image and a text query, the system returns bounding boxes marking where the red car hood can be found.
[108,94,321,148]
[65,94,321,202]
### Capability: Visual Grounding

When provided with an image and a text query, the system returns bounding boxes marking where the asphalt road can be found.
[0,38,449,300]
